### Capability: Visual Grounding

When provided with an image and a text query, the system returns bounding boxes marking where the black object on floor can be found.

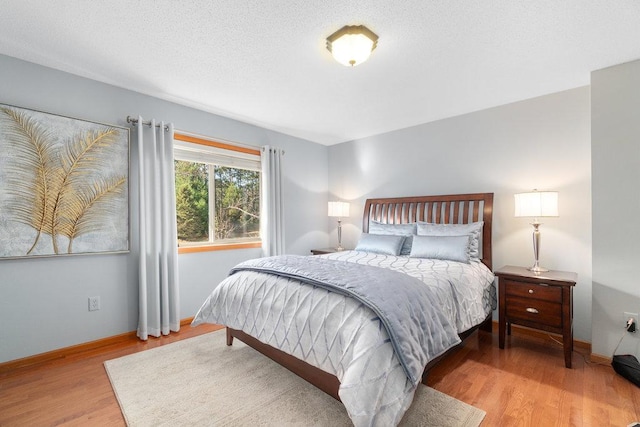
[612,354,640,388]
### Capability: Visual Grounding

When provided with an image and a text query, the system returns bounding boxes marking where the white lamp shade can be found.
[514,191,559,217]
[328,201,350,218]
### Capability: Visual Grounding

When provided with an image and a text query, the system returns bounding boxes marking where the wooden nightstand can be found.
[310,247,346,255]
[495,265,577,368]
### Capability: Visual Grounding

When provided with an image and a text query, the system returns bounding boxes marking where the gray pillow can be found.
[416,221,484,259]
[409,235,471,263]
[369,220,416,256]
[355,233,406,256]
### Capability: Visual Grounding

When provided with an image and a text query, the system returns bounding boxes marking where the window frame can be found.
[174,132,262,254]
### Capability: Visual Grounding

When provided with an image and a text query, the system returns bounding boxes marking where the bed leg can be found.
[226,328,234,346]
[480,316,493,333]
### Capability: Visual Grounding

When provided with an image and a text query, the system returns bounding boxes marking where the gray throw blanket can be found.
[230,255,461,385]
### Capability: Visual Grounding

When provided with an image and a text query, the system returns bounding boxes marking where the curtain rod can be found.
[262,146,285,155]
[126,116,170,132]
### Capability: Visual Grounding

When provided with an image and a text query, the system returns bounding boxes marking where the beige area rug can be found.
[105,330,485,426]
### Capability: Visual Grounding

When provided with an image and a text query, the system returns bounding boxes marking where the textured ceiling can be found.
[1,1,640,145]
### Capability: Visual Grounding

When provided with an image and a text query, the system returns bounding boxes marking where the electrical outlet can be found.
[624,312,638,332]
[88,296,100,312]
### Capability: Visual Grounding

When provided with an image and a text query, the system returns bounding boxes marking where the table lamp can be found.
[328,201,350,250]
[514,190,559,272]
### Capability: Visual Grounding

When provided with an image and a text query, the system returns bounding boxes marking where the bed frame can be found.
[226,192,494,401]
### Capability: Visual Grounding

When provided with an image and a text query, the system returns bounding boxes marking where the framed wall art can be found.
[0,104,130,259]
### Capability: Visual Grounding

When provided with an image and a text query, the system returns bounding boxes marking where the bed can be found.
[192,193,495,426]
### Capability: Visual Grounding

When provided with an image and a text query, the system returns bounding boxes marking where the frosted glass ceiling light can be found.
[326,25,378,67]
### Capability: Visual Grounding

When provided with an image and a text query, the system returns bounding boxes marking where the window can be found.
[173,133,261,253]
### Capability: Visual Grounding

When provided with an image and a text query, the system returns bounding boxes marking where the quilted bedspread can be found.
[229,255,461,385]
[192,251,495,426]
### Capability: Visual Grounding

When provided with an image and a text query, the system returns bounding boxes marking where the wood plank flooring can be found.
[427,327,640,426]
[0,324,222,426]
[1,324,638,426]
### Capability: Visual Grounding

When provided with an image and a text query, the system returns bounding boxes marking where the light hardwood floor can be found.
[428,328,640,426]
[1,324,638,426]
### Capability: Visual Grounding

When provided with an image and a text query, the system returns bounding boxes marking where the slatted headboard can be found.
[362,193,494,270]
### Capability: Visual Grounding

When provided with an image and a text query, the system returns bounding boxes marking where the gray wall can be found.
[328,87,593,342]
[591,59,640,358]
[0,54,330,363]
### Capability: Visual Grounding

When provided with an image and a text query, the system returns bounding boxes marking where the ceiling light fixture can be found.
[326,25,378,67]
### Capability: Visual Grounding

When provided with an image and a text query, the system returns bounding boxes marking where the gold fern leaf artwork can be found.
[0,104,129,259]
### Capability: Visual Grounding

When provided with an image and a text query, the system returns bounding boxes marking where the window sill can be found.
[178,242,261,254]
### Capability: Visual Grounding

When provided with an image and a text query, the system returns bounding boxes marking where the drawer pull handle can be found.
[526,307,539,314]
[528,289,534,294]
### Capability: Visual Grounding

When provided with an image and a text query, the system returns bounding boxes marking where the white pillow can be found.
[409,235,471,263]
[416,221,483,259]
[368,220,416,256]
[355,233,406,256]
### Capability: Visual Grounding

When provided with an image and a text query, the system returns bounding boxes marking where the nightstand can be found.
[495,265,577,368]
[310,247,345,255]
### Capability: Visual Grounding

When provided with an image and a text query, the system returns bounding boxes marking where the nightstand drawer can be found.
[505,296,562,328]
[504,279,562,303]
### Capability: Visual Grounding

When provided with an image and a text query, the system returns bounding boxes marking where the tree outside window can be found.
[173,135,261,248]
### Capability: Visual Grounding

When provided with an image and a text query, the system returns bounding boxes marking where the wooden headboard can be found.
[363,193,494,270]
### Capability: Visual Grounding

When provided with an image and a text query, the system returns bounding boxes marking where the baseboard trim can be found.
[0,317,195,374]
[590,353,612,364]
[495,321,591,351]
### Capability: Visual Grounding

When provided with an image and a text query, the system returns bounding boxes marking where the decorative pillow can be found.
[409,235,471,263]
[416,221,484,259]
[369,220,417,256]
[355,233,406,256]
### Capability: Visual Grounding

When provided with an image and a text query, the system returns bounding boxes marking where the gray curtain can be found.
[260,146,285,256]
[136,117,180,340]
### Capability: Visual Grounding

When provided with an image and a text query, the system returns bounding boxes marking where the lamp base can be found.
[528,223,549,273]
[528,265,549,273]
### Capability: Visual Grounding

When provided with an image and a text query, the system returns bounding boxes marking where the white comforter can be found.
[192,251,495,426]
